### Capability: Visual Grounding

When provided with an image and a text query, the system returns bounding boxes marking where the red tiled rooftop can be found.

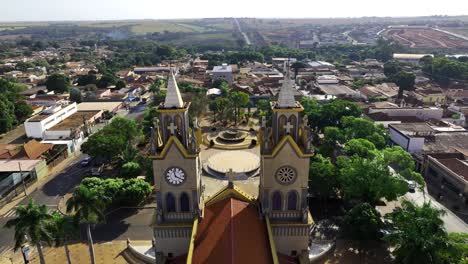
[191,197,273,264]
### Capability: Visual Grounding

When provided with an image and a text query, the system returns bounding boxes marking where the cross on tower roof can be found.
[168,122,178,135]
[284,122,294,134]
[226,168,236,188]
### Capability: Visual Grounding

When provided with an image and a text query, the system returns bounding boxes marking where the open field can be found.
[382,26,468,49]
[441,27,468,38]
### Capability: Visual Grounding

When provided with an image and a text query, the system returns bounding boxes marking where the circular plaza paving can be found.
[206,150,260,177]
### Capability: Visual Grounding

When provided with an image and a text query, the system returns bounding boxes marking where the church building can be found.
[150,68,314,264]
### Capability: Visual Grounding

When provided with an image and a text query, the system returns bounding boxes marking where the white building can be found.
[212,64,233,85]
[393,53,433,65]
[368,106,443,121]
[388,123,434,153]
[25,103,78,139]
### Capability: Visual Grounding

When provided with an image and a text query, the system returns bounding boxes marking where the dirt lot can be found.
[382,27,468,49]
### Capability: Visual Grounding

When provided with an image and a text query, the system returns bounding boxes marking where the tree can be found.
[81,117,141,161]
[0,95,16,133]
[96,74,116,89]
[300,97,321,131]
[342,203,383,240]
[50,212,79,264]
[46,74,70,94]
[392,71,415,99]
[142,107,159,136]
[118,179,152,206]
[4,200,54,264]
[189,93,208,119]
[80,177,152,207]
[336,147,408,204]
[121,162,142,178]
[152,90,166,106]
[77,74,97,86]
[309,154,338,198]
[341,116,389,149]
[319,100,362,131]
[15,61,35,72]
[14,101,33,123]
[383,60,402,77]
[209,97,230,122]
[343,138,376,158]
[213,78,229,89]
[382,146,425,187]
[442,232,468,264]
[115,80,126,89]
[384,200,449,264]
[229,91,250,125]
[66,185,107,264]
[69,88,83,103]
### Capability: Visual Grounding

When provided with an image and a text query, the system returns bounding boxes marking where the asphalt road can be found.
[0,156,89,254]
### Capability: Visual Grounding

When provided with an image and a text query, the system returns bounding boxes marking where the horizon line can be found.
[1,14,467,24]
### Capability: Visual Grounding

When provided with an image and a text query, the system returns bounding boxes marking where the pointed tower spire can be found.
[164,69,184,108]
[277,59,297,108]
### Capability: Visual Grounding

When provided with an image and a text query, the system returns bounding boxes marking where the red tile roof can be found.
[191,197,273,264]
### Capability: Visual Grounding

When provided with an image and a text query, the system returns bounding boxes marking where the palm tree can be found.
[4,200,54,264]
[66,185,107,264]
[50,212,79,264]
[384,200,449,264]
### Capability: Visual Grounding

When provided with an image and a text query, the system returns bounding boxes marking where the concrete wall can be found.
[389,127,425,153]
[272,226,309,256]
[153,227,192,257]
[44,130,72,140]
[212,72,233,85]
[34,160,48,179]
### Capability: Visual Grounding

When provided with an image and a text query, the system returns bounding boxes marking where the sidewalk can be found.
[0,151,83,216]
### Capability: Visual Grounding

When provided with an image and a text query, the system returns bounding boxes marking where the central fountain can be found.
[217,129,249,143]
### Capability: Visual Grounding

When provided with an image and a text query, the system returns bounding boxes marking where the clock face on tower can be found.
[165,167,186,185]
[275,166,297,185]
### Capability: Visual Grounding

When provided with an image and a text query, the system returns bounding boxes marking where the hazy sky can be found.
[1,0,467,21]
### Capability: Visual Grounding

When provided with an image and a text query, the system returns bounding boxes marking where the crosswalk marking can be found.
[0,245,13,254]
[3,208,16,218]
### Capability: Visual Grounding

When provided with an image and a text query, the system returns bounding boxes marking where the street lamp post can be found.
[18,162,27,196]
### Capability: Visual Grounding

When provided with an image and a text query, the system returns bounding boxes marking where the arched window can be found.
[278,115,287,139]
[166,193,176,212]
[288,115,297,138]
[175,115,183,136]
[287,191,298,210]
[180,192,190,212]
[272,191,282,211]
[164,116,173,139]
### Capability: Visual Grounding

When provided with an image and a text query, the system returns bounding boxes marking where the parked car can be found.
[80,157,92,167]
[406,180,417,192]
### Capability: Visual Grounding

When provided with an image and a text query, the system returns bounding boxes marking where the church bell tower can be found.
[259,64,314,258]
[150,69,202,258]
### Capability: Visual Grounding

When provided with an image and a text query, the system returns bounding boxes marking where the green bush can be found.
[121,162,142,178]
[80,177,151,208]
[117,179,153,206]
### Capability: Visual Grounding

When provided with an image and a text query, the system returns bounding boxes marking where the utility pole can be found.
[18,162,27,196]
